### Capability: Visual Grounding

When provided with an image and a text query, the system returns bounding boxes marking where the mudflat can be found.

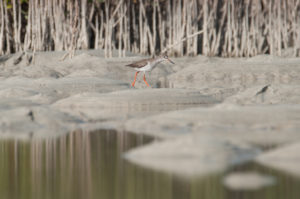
[1,50,300,180]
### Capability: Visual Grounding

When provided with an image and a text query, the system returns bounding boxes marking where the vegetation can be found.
[0,0,299,57]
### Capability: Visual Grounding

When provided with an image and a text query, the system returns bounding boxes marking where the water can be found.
[0,130,299,199]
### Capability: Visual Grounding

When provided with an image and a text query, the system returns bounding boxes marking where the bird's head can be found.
[159,53,175,64]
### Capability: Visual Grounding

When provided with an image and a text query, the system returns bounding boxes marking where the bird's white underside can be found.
[134,61,159,72]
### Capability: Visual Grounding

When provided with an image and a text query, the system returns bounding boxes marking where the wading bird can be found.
[125,54,175,87]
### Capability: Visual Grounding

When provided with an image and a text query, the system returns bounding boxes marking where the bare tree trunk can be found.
[12,0,19,51]
[95,16,99,49]
[268,0,274,55]
[80,0,89,49]
[0,0,300,57]
[0,0,5,55]
[118,3,123,57]
[203,0,209,56]
[4,1,11,54]
[17,0,22,51]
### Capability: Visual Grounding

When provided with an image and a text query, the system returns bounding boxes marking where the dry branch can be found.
[0,0,299,58]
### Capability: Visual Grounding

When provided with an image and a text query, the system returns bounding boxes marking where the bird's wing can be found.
[125,58,154,68]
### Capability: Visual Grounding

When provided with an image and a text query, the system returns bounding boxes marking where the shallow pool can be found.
[0,130,299,199]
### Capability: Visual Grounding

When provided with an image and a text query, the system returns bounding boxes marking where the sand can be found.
[1,49,300,177]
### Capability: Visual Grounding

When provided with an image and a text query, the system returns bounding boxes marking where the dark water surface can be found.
[0,130,299,199]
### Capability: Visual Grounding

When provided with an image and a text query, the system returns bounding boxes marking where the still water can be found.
[0,130,299,199]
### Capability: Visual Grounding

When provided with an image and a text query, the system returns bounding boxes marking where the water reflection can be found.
[0,130,299,199]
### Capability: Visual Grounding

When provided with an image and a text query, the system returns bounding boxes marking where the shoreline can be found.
[1,50,300,177]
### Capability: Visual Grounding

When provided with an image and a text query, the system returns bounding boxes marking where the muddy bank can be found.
[1,50,300,177]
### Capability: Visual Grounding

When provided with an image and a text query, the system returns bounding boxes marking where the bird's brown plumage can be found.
[125,57,156,68]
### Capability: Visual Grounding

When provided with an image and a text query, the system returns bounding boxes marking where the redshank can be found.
[126,54,175,87]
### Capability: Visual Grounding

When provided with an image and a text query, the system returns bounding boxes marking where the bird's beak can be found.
[167,58,175,64]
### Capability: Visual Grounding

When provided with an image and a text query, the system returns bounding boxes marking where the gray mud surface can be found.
[1,50,300,178]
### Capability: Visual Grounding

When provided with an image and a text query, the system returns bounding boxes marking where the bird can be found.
[125,54,175,87]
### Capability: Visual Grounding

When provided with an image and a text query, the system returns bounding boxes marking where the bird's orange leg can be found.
[131,71,139,87]
[143,74,150,87]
